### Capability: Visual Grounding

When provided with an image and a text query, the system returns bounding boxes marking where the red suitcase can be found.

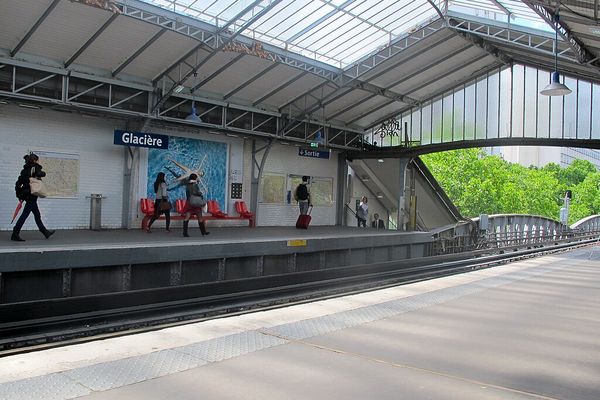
[296,207,312,229]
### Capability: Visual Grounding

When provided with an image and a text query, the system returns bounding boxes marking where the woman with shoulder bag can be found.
[146,172,171,233]
[182,173,210,237]
[11,153,55,242]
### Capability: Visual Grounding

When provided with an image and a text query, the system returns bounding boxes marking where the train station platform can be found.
[1,246,598,400]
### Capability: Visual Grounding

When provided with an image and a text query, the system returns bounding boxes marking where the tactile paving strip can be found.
[0,373,90,400]
[266,260,571,340]
[175,330,288,362]
[63,349,207,392]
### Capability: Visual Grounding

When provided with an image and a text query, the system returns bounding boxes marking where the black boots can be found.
[43,229,55,239]
[11,229,24,242]
[183,220,209,237]
[198,220,210,236]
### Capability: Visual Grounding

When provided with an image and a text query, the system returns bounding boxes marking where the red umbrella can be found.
[11,200,23,224]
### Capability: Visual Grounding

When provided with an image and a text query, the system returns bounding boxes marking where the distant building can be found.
[487,146,600,169]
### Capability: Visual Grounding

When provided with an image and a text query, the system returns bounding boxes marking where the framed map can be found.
[35,151,79,198]
[260,173,285,203]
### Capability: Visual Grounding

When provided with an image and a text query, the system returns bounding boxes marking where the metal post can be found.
[397,158,410,231]
[335,152,348,226]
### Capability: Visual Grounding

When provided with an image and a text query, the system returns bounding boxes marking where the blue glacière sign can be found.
[114,130,169,149]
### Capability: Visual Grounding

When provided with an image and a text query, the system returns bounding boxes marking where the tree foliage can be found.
[422,149,599,224]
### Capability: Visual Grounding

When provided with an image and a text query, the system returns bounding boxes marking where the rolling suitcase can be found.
[296,206,312,229]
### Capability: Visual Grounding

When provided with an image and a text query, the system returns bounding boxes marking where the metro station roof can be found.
[1,0,600,140]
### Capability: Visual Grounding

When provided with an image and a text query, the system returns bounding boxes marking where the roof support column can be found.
[251,138,273,226]
[335,152,348,226]
[397,158,410,231]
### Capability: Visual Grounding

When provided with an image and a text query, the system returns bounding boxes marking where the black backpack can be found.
[15,177,28,200]
[296,184,309,201]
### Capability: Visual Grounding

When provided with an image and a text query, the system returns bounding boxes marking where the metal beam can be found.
[65,13,118,68]
[490,0,512,17]
[449,24,513,64]
[112,28,166,77]
[426,0,445,19]
[523,1,599,66]
[287,0,354,42]
[190,53,245,92]
[224,62,279,100]
[329,94,378,120]
[253,71,307,106]
[152,0,284,114]
[11,0,61,57]
[152,43,209,85]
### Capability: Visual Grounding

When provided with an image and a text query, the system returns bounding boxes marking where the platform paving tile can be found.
[0,373,90,400]
[62,349,206,392]
[174,330,288,362]
[266,258,575,341]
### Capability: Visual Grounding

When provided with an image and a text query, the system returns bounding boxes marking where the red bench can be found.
[140,198,254,230]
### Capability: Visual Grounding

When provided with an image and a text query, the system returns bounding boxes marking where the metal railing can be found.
[430,214,600,255]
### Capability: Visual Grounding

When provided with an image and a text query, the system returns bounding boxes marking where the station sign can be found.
[114,130,169,150]
[298,147,330,159]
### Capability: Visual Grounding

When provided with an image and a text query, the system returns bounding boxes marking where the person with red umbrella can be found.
[11,153,55,242]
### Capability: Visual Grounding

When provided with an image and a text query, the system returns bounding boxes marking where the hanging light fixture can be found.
[541,13,572,96]
[185,65,202,123]
[185,100,202,122]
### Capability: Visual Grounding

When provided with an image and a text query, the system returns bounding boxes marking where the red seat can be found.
[207,200,227,218]
[235,201,253,218]
[140,198,155,215]
[175,199,186,214]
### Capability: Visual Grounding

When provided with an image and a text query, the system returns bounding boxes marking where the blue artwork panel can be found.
[147,136,227,208]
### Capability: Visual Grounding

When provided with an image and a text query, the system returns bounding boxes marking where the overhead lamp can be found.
[185,100,202,123]
[376,193,384,199]
[541,13,571,96]
[377,159,384,163]
[174,84,185,93]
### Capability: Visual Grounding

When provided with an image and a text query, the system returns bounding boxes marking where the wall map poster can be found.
[147,136,227,208]
[36,151,79,198]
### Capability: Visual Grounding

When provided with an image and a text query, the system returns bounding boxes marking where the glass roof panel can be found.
[140,0,553,68]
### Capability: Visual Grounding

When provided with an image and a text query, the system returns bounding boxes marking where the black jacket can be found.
[15,161,45,200]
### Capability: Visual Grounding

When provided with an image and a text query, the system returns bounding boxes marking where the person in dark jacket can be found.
[11,153,55,241]
[146,172,171,233]
[182,173,209,237]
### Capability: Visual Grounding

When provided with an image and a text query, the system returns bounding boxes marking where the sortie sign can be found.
[298,148,330,159]
[113,130,169,149]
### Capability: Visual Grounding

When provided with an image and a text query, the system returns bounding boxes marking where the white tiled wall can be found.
[254,143,339,226]
[0,104,125,231]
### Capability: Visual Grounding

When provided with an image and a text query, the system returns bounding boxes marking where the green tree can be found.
[422,149,583,222]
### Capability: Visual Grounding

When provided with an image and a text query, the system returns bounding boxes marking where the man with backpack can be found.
[294,176,311,215]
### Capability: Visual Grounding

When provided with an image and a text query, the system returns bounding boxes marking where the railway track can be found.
[0,237,596,355]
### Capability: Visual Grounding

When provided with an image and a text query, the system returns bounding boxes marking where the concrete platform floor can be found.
[1,247,598,400]
[0,225,410,252]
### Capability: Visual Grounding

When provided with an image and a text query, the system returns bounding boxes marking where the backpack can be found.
[296,183,309,201]
[15,177,28,200]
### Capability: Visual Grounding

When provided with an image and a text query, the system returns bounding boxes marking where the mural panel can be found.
[147,136,228,207]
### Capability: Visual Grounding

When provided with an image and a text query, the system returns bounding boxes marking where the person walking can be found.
[294,176,311,215]
[356,196,368,228]
[182,173,210,237]
[11,153,55,241]
[146,172,171,233]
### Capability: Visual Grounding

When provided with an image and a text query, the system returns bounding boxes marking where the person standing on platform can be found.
[11,153,55,242]
[182,173,210,237]
[146,172,171,233]
[357,196,368,227]
[371,213,385,229]
[295,176,311,215]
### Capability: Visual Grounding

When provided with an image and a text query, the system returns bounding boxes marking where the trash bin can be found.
[88,193,104,230]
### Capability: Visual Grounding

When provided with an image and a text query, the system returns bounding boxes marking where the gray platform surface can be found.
[2,248,597,400]
[0,226,420,252]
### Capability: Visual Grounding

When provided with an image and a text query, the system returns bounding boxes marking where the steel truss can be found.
[0,58,364,150]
